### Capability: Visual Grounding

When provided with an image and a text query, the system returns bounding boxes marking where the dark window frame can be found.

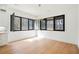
[14,16,22,31]
[53,15,65,31]
[28,19,35,30]
[10,13,14,31]
[40,18,47,30]
[10,13,34,31]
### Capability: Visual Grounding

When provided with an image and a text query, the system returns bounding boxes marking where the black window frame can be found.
[53,15,65,31]
[28,19,35,30]
[10,13,34,31]
[10,13,15,31]
[40,18,47,30]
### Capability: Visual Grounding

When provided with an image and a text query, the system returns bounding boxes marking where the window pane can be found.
[54,15,65,31]
[55,19,63,30]
[29,20,32,29]
[47,20,53,30]
[14,17,20,30]
[29,19,34,30]
[22,18,28,30]
[41,20,45,29]
[40,19,47,30]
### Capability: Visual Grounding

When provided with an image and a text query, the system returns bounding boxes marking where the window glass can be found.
[13,16,20,31]
[47,20,53,30]
[28,19,34,30]
[22,18,28,30]
[40,19,47,30]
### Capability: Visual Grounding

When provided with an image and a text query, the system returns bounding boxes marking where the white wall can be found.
[8,31,36,42]
[0,5,9,45]
[78,5,79,48]
[0,5,36,42]
[37,5,78,45]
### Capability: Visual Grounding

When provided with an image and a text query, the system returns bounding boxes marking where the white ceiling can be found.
[6,4,76,18]
[7,4,52,17]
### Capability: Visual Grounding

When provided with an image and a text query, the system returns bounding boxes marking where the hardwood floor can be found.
[0,37,78,54]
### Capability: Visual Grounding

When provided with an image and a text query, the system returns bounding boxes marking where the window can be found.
[10,13,34,31]
[10,13,65,32]
[47,18,53,31]
[54,15,65,31]
[40,18,54,31]
[40,18,47,30]
[13,16,21,31]
[28,19,34,30]
[40,15,65,31]
[22,18,28,31]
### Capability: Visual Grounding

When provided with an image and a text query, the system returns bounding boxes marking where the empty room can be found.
[0,4,79,54]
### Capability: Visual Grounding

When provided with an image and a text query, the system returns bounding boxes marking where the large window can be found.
[10,13,65,31]
[54,15,65,31]
[40,18,47,30]
[10,13,34,31]
[22,18,28,31]
[47,18,54,30]
[13,16,21,31]
[40,15,65,31]
[28,19,34,30]
[40,18,54,30]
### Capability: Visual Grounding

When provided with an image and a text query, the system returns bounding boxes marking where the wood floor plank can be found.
[0,38,78,54]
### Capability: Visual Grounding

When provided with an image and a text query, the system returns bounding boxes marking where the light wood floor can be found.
[0,37,78,54]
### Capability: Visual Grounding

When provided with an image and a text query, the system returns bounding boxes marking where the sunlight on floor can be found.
[23,37,43,42]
